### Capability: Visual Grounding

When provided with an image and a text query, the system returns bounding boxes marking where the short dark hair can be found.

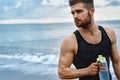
[69,0,94,10]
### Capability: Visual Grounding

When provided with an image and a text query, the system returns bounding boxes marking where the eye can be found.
[71,11,74,15]
[76,10,83,14]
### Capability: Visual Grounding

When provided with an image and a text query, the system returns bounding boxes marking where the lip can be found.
[75,19,81,22]
[75,20,79,23]
[75,20,81,24]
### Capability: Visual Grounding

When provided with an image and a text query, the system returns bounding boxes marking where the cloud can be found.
[0,0,69,20]
[18,5,71,20]
[14,2,22,8]
[41,0,68,6]
[0,0,43,19]
[3,6,10,12]
[106,0,120,6]
[0,0,120,21]
[95,5,120,20]
[94,0,109,7]
[94,0,120,7]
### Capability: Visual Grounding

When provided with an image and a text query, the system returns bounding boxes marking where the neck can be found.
[79,22,98,35]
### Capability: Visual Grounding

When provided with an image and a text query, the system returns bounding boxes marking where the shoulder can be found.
[103,26,116,44]
[61,33,77,47]
[61,33,77,53]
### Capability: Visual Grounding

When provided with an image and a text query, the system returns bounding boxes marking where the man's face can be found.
[71,3,91,28]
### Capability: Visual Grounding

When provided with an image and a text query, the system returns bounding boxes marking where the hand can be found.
[98,62,106,70]
[87,62,98,76]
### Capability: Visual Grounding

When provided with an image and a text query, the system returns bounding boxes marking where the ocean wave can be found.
[0,54,58,65]
[0,64,16,68]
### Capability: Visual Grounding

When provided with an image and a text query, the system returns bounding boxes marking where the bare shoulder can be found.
[62,33,76,43]
[103,27,116,43]
[61,33,77,47]
[61,33,77,53]
[104,27,115,34]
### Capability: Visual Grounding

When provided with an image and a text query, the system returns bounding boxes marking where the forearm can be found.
[58,67,89,79]
[113,58,120,80]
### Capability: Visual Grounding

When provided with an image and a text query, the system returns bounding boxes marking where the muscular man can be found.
[58,0,120,80]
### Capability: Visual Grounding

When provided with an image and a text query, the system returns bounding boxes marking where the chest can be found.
[80,31,102,44]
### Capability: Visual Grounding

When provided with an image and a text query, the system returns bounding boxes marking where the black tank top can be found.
[73,26,112,80]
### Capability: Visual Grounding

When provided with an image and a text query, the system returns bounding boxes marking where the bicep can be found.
[59,49,74,68]
[110,29,120,63]
[111,43,120,63]
[58,36,76,69]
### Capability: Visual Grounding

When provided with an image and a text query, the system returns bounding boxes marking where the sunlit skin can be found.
[71,3,91,28]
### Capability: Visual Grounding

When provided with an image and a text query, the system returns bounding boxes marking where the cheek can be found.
[79,13,87,20]
[81,11,88,17]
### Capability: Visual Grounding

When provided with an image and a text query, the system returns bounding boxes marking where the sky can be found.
[0,0,120,23]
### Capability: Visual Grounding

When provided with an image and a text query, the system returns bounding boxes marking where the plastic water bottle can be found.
[97,55,110,80]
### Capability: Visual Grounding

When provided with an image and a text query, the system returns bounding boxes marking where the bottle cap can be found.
[96,55,103,62]
[98,55,102,58]
[97,58,100,62]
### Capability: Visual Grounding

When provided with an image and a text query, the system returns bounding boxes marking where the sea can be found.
[0,20,120,80]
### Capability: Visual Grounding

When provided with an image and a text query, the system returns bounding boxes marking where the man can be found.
[58,0,120,80]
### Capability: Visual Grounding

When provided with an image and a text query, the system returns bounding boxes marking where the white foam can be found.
[0,54,58,65]
[0,64,16,68]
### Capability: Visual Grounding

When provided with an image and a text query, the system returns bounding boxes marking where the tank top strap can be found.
[74,30,82,42]
[74,30,83,51]
[74,26,111,43]
[98,25,111,43]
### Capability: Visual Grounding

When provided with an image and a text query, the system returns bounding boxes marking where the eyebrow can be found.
[71,9,84,14]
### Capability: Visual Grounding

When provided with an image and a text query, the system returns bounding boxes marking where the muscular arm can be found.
[106,28,120,79]
[111,31,120,79]
[111,44,120,80]
[58,34,98,79]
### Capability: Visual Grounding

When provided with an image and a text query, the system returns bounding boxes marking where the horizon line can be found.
[0,19,73,24]
[0,19,120,24]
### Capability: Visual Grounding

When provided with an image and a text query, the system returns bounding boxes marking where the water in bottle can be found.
[97,55,110,80]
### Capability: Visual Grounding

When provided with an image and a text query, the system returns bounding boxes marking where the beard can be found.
[75,12,91,28]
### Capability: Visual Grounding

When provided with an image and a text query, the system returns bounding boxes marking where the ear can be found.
[90,8,95,14]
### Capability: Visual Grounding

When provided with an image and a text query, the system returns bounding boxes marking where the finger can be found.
[99,66,106,70]
[92,62,98,66]
[92,68,98,72]
[92,63,99,69]
[91,69,98,75]
[99,63,104,66]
